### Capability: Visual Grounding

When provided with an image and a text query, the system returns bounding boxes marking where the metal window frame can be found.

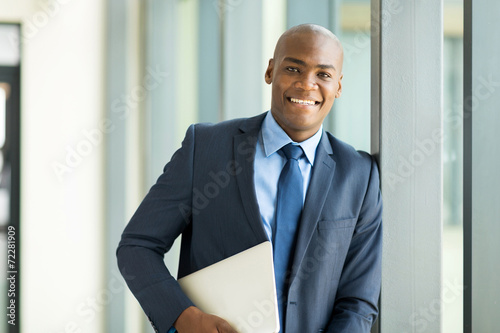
[462,0,472,332]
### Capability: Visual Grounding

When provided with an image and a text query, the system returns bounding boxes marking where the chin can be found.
[286,113,316,126]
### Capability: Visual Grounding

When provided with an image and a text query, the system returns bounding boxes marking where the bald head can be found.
[273,24,343,71]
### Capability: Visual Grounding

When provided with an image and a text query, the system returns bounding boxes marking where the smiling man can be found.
[117,24,382,333]
[265,24,343,143]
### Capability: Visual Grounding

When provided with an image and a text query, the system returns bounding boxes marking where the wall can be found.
[375,0,444,332]
[0,0,106,331]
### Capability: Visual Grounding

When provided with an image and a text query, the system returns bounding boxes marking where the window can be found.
[443,1,464,332]
[464,0,500,331]
[0,23,21,333]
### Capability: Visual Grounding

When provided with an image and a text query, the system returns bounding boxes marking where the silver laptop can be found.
[178,241,280,333]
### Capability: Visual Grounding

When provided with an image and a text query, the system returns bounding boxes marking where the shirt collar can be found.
[260,111,323,166]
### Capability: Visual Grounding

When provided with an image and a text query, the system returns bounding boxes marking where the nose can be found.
[294,72,318,90]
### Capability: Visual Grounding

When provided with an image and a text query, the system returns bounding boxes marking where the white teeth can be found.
[290,98,316,105]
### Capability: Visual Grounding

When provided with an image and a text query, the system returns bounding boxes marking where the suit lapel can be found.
[289,133,336,285]
[233,113,269,242]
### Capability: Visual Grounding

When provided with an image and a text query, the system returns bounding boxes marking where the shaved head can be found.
[273,24,343,72]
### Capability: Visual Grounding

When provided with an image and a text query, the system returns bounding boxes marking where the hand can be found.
[174,306,238,333]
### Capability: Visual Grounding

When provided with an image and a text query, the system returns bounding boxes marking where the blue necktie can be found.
[273,143,304,331]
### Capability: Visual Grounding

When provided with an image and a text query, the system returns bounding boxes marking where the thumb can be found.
[217,319,238,333]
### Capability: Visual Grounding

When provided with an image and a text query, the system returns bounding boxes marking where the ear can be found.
[264,59,274,85]
[335,73,343,98]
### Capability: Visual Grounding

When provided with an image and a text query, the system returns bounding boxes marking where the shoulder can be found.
[325,132,375,171]
[323,132,381,206]
[195,117,245,132]
[187,112,266,142]
[178,113,266,162]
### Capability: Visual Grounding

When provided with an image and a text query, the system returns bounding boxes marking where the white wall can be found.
[0,0,106,332]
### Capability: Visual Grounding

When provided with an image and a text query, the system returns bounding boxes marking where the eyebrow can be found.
[283,57,336,71]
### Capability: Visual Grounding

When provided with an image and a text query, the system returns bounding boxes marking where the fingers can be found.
[215,318,238,333]
[174,307,238,333]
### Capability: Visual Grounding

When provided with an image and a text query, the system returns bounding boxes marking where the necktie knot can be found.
[281,143,303,161]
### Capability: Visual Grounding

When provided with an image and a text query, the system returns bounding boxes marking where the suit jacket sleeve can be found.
[326,155,383,332]
[116,125,197,331]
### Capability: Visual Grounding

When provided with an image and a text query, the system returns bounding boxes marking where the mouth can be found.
[287,97,321,106]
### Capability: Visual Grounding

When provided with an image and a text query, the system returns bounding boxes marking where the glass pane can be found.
[442,1,464,332]
[0,85,5,148]
[470,0,500,330]
[0,189,8,227]
[0,24,20,66]
[0,83,9,333]
[331,0,371,152]
[0,84,11,228]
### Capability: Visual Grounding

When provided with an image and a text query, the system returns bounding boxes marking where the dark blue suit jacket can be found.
[117,112,382,333]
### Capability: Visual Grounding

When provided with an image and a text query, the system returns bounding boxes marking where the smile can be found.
[288,97,320,106]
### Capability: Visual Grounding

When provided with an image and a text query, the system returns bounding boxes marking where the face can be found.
[265,32,343,142]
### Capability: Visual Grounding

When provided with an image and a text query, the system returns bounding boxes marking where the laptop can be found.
[177,241,280,333]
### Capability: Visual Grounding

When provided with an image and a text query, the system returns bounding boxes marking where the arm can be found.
[326,156,383,333]
[116,125,236,332]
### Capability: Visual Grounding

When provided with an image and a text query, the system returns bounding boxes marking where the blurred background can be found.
[0,0,487,332]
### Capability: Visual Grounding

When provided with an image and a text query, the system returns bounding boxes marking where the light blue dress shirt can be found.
[254,111,323,242]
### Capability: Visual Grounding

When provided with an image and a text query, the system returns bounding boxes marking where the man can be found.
[117,24,382,333]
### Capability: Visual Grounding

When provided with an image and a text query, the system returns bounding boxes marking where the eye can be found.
[285,67,299,73]
[318,72,332,79]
